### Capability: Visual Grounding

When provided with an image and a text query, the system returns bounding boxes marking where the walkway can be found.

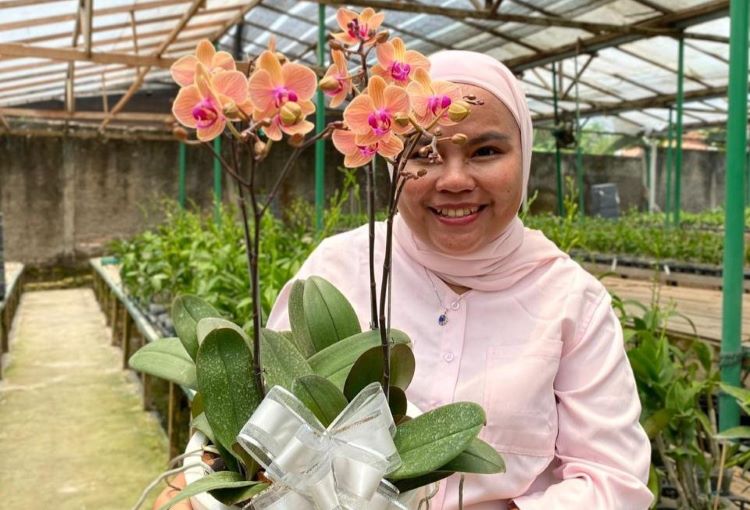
[0,288,168,510]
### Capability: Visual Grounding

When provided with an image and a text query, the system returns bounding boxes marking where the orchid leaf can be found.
[344,344,415,400]
[260,328,313,391]
[172,295,222,360]
[128,337,196,390]
[196,326,261,456]
[211,481,269,505]
[440,437,505,474]
[288,280,316,357]
[157,471,263,510]
[388,402,485,480]
[292,374,348,427]
[197,317,248,347]
[303,276,361,353]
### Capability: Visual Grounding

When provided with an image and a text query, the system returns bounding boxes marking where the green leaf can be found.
[291,375,348,427]
[303,276,361,352]
[288,280,316,358]
[344,344,416,400]
[157,471,262,510]
[191,393,204,418]
[260,328,313,391]
[211,482,269,506]
[440,437,505,474]
[128,337,197,390]
[172,295,222,360]
[641,409,672,439]
[716,426,750,440]
[308,329,411,390]
[197,317,248,346]
[196,327,262,455]
[392,471,454,493]
[388,386,408,418]
[389,402,485,480]
[191,413,216,445]
[647,464,660,508]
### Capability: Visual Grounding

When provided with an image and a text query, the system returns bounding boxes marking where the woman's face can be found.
[400,84,523,256]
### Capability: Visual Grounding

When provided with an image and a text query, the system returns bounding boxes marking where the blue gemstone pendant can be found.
[438,313,448,326]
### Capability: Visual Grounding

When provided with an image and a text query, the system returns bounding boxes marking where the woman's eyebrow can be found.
[468,131,512,145]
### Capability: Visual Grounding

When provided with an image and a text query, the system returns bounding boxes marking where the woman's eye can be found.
[472,146,499,157]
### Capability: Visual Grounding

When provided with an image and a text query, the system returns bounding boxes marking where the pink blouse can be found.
[267,223,653,510]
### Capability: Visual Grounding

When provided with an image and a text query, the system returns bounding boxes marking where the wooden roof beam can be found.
[0,43,177,68]
[0,0,69,8]
[0,107,173,124]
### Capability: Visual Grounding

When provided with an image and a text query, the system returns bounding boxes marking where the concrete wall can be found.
[0,131,728,266]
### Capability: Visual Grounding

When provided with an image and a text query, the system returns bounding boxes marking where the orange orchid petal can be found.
[248,69,277,113]
[332,129,358,155]
[196,40,215,67]
[195,63,213,98]
[384,84,410,115]
[377,134,404,159]
[412,67,432,91]
[391,38,406,61]
[344,94,376,134]
[370,64,390,83]
[345,150,373,168]
[172,85,201,128]
[213,71,248,105]
[281,118,314,136]
[368,76,387,109]
[299,100,316,116]
[170,55,198,87]
[355,130,380,146]
[267,35,276,54]
[332,31,358,46]
[376,41,394,69]
[330,88,348,108]
[212,51,236,72]
[258,51,282,84]
[336,8,358,31]
[368,11,385,31]
[405,50,430,73]
[282,63,317,101]
[332,49,348,73]
[197,117,225,142]
[263,119,283,141]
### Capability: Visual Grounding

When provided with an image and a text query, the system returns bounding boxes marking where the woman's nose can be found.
[435,157,475,193]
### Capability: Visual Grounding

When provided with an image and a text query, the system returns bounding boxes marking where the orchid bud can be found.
[418,145,431,158]
[222,101,240,119]
[319,76,341,93]
[375,30,390,44]
[254,140,267,156]
[172,126,189,141]
[450,133,468,145]
[279,102,303,126]
[288,133,305,147]
[394,112,410,128]
[447,100,471,122]
[275,52,288,64]
[329,39,345,51]
[417,168,427,177]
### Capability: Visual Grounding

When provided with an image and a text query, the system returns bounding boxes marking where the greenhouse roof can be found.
[0,0,735,135]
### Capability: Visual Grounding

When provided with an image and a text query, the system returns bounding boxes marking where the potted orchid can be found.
[129,7,504,510]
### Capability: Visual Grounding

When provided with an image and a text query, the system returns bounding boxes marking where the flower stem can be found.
[366,159,378,330]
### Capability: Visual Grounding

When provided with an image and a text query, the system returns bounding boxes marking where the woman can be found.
[156,51,652,510]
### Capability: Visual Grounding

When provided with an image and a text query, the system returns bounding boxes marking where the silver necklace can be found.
[424,269,463,326]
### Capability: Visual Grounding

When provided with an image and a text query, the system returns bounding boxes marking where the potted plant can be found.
[129,7,504,509]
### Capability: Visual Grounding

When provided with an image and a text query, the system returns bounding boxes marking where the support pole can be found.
[649,139,658,213]
[673,36,686,226]
[314,4,326,231]
[574,53,584,218]
[551,63,564,216]
[213,136,222,224]
[178,142,186,209]
[664,107,674,226]
[719,0,749,432]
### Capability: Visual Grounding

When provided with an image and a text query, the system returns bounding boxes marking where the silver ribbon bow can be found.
[237,382,407,510]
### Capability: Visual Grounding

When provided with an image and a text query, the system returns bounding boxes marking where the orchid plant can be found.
[129,7,502,510]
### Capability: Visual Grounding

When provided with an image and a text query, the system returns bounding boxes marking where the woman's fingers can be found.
[152,472,193,510]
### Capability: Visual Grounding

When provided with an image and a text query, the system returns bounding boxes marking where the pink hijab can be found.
[394,50,566,291]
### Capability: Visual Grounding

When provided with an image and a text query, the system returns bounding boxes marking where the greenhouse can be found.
[0,0,748,509]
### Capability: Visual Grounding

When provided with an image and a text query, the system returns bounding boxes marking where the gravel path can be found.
[0,288,168,509]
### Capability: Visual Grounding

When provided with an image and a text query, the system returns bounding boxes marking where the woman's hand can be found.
[152,472,193,510]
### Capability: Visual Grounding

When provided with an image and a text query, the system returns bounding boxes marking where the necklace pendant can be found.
[438,313,448,326]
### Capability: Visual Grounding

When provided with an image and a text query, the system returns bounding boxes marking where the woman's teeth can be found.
[435,207,479,218]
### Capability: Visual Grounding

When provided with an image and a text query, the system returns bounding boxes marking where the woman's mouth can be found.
[429,205,485,224]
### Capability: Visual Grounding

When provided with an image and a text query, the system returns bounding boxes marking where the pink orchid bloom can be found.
[320,50,352,108]
[332,129,403,168]
[406,68,462,127]
[248,50,317,141]
[172,63,249,142]
[344,75,411,145]
[331,7,384,46]
[170,39,236,87]
[373,37,429,86]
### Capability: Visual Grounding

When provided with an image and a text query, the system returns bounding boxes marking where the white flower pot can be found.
[182,431,437,510]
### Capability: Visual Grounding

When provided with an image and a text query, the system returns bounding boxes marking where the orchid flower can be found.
[372,37,429,87]
[319,50,352,108]
[170,39,236,87]
[331,7,384,46]
[248,50,317,141]
[332,129,403,168]
[172,63,249,141]
[406,68,462,127]
[344,75,411,147]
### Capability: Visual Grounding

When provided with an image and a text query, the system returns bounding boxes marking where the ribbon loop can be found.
[237,382,404,510]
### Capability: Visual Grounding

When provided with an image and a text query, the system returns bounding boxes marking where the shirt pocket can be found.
[482,340,563,457]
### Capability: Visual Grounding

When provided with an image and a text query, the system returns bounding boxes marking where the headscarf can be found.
[394,51,566,291]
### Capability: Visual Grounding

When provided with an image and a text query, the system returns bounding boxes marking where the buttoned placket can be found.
[433,287,467,409]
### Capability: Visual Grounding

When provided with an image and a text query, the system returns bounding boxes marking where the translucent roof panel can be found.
[0,0,736,134]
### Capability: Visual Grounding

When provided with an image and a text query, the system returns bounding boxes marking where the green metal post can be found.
[213,136,222,224]
[551,63,564,216]
[719,0,749,432]
[178,142,186,209]
[574,54,584,218]
[673,36,685,226]
[314,4,326,232]
[664,107,674,227]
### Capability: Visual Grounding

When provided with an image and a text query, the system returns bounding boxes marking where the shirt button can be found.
[444,351,455,362]
[450,301,460,310]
